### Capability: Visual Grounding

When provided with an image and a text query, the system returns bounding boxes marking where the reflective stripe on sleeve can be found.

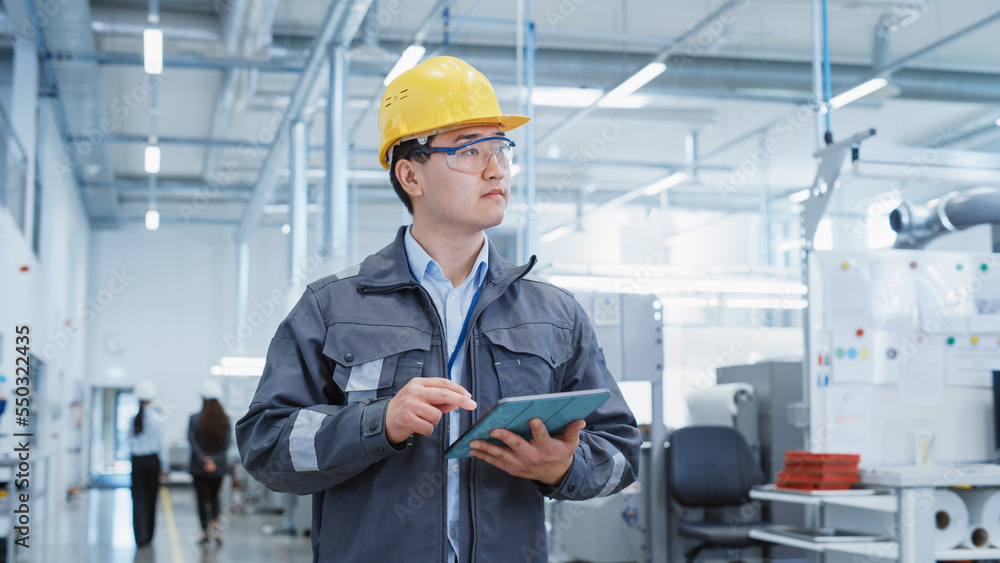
[597,452,627,497]
[289,409,326,472]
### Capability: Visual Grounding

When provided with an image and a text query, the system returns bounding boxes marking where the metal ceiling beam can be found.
[536,0,747,147]
[540,6,1000,243]
[347,0,461,137]
[72,134,270,150]
[234,0,375,242]
[47,51,304,72]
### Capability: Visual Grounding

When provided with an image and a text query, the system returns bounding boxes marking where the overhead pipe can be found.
[234,0,374,243]
[890,188,1000,249]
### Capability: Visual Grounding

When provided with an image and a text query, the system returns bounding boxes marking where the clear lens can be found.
[443,138,514,173]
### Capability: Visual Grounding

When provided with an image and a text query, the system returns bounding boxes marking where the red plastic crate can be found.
[785,451,860,464]
[784,461,860,472]
[775,481,852,491]
[778,471,859,484]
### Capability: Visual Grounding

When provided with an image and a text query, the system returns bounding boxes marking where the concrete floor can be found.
[16,486,313,563]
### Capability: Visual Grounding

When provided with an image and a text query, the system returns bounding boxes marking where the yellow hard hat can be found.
[377,56,529,169]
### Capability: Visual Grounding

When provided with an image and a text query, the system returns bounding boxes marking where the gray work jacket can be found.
[236,226,640,562]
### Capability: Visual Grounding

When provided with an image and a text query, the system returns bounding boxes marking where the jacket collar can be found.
[358,226,536,291]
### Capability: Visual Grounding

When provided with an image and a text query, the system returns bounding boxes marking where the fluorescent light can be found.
[383,45,426,86]
[539,224,574,244]
[641,172,688,196]
[510,164,523,177]
[775,237,805,253]
[531,87,650,109]
[145,209,159,230]
[210,365,264,377]
[600,62,666,105]
[657,297,719,308]
[725,298,808,309]
[545,274,807,296]
[220,356,266,368]
[143,28,163,75]
[828,77,888,109]
[532,87,603,107]
[788,189,811,203]
[144,145,160,174]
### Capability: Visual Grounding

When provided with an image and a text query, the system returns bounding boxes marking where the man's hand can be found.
[203,456,217,473]
[469,418,586,485]
[385,378,477,444]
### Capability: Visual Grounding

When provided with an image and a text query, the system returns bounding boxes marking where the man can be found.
[236,56,639,562]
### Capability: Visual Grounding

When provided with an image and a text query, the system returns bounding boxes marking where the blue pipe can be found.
[23,0,93,218]
[822,0,832,136]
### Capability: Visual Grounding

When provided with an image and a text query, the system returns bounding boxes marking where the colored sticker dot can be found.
[835,348,845,359]
[859,348,870,359]
[910,262,917,269]
[856,328,864,337]
[847,348,858,359]
[886,348,898,359]
[841,262,850,270]
[982,264,989,271]
[957,264,964,271]
[972,336,980,345]
[947,337,955,345]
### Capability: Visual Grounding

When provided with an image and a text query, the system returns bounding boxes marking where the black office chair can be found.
[668,425,769,563]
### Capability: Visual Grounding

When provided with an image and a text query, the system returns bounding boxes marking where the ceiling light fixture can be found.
[788,189,811,203]
[145,206,159,231]
[143,28,163,75]
[384,45,426,86]
[641,172,689,196]
[144,145,160,174]
[600,62,666,106]
[828,77,888,109]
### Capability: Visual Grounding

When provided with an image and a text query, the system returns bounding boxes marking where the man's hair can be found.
[388,135,435,214]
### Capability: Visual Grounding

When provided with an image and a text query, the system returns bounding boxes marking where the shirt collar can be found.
[404,225,489,287]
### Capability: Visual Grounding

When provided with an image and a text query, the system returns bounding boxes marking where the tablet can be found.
[444,389,611,459]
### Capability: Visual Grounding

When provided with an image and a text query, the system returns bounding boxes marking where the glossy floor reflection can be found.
[20,486,312,563]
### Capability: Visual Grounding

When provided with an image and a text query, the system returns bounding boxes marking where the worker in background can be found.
[237,56,640,562]
[128,380,168,548]
[188,380,230,546]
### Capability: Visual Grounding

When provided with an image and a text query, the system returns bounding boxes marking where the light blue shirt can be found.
[127,406,169,471]
[404,226,488,563]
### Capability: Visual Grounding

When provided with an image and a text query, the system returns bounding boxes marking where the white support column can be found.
[235,239,249,354]
[288,120,308,312]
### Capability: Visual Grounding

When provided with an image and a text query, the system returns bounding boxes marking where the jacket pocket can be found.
[482,322,573,398]
[323,323,432,402]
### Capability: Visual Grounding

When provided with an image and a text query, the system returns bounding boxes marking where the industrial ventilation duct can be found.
[890,187,1000,248]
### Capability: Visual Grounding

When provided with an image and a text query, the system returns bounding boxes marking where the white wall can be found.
[0,90,91,525]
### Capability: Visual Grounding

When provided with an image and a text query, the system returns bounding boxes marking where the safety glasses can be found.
[408,136,515,174]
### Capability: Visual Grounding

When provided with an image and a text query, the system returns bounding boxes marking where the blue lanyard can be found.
[447,278,485,375]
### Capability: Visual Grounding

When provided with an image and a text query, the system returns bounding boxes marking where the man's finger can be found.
[415,377,471,397]
[489,428,529,453]
[529,418,552,446]
[558,420,587,444]
[424,387,477,411]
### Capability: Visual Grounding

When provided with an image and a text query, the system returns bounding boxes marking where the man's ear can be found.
[395,159,424,200]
